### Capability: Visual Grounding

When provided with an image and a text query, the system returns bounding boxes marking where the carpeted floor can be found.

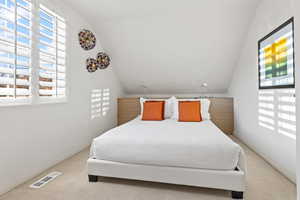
[0,137,296,200]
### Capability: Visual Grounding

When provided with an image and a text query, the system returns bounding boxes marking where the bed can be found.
[87,117,246,199]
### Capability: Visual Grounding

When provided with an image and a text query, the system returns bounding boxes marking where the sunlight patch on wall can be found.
[90,88,111,119]
[102,88,110,116]
[258,89,296,139]
[258,90,275,130]
[91,89,102,119]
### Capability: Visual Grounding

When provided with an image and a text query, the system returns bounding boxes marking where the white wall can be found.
[295,0,300,198]
[63,0,261,95]
[229,0,296,182]
[0,0,123,195]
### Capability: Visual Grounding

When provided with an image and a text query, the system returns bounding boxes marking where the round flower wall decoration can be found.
[78,29,96,50]
[86,58,99,73]
[97,52,111,69]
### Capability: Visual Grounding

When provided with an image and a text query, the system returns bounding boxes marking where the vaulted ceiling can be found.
[64,0,261,94]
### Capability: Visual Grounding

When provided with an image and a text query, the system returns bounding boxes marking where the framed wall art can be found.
[258,18,295,89]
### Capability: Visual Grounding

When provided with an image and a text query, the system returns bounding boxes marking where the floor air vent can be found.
[30,171,62,189]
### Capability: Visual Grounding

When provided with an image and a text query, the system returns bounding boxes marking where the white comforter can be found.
[90,118,241,170]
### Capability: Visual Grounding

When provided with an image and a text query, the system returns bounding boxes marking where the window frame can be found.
[0,0,68,106]
[258,17,295,90]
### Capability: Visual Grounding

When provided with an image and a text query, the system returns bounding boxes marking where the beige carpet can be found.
[0,137,296,200]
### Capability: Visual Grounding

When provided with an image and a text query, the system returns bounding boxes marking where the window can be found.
[0,1,66,105]
[39,4,66,98]
[0,0,32,101]
[258,18,295,89]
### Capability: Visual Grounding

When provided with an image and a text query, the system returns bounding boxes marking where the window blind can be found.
[0,0,32,100]
[38,4,66,98]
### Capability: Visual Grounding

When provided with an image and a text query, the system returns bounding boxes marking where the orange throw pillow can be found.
[142,101,165,121]
[178,101,202,122]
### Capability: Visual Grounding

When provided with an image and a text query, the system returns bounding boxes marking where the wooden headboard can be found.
[118,97,234,135]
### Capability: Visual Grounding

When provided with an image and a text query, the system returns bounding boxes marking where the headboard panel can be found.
[118,97,234,135]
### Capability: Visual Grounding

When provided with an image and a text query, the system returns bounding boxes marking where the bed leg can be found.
[88,175,98,182]
[231,191,243,199]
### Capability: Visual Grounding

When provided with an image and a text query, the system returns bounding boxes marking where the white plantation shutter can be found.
[0,0,32,100]
[0,1,67,105]
[38,4,66,98]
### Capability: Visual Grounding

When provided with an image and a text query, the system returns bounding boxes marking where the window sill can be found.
[0,99,32,107]
[0,98,68,108]
[36,97,68,105]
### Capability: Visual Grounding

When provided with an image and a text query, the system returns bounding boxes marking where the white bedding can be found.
[90,118,241,170]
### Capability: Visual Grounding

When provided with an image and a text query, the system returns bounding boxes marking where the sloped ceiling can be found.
[64,0,260,94]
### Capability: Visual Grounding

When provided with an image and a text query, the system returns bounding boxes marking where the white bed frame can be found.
[87,97,246,199]
[87,149,246,199]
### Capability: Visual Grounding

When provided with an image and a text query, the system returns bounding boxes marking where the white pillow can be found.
[171,98,211,120]
[140,96,176,119]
